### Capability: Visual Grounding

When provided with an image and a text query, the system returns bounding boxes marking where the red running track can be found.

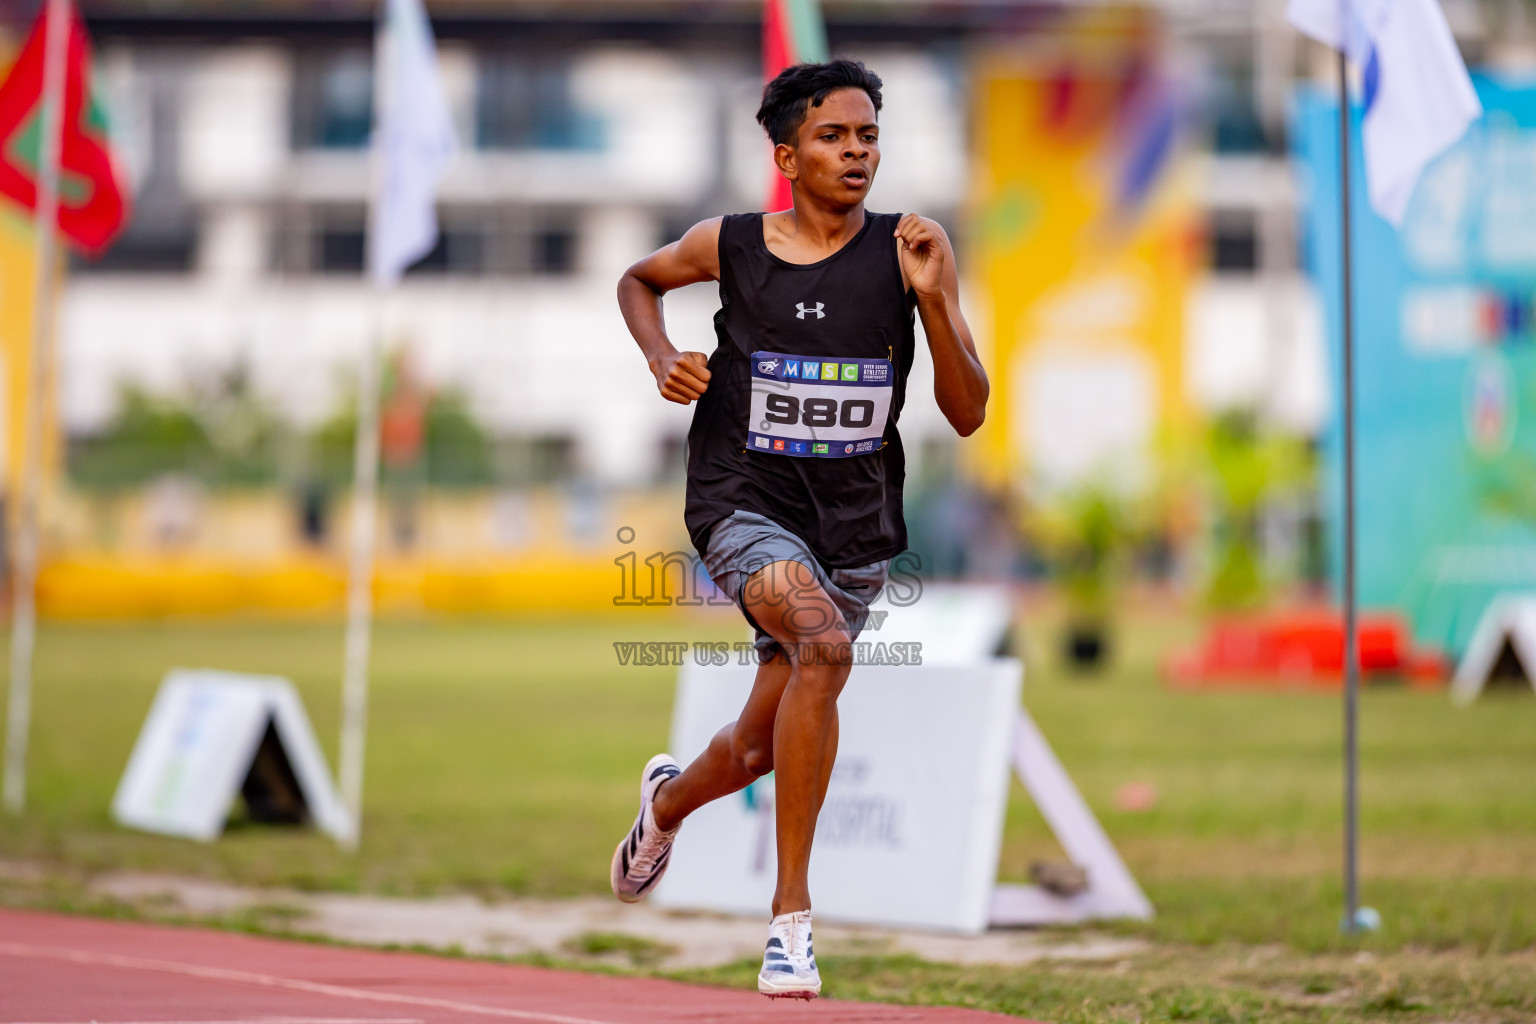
[0,909,1036,1024]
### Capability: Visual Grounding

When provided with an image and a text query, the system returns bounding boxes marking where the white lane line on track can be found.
[0,943,622,1024]
[4,1019,424,1024]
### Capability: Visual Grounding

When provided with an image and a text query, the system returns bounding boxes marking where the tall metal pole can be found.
[337,6,392,850]
[4,0,72,815]
[1336,47,1361,933]
[337,303,383,850]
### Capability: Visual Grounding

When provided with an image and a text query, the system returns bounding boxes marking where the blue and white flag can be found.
[1288,0,1481,227]
[369,0,456,288]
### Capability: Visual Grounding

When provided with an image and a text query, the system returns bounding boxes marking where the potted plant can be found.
[1038,483,1128,672]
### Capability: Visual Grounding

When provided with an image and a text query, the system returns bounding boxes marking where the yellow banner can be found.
[0,25,63,521]
[0,205,61,513]
[969,17,1194,493]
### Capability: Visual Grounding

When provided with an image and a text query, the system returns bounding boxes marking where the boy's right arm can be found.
[617,217,723,406]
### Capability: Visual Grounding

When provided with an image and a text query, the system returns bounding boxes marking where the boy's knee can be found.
[730,727,774,777]
[791,630,854,688]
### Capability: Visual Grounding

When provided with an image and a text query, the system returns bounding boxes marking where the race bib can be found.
[747,350,893,458]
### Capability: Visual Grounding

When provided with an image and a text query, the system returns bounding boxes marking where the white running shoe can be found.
[757,910,820,999]
[610,753,681,903]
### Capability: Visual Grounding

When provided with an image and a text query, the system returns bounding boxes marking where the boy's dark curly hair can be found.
[756,59,884,146]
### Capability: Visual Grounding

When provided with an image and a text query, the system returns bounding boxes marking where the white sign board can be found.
[112,669,350,843]
[1452,594,1536,705]
[655,584,1151,932]
[863,583,1015,664]
[656,659,1022,933]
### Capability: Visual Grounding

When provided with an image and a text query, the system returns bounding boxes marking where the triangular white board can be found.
[112,669,351,842]
[990,710,1153,924]
[1452,595,1536,706]
[872,584,1150,924]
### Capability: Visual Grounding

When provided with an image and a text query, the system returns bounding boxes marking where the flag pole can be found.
[4,0,71,815]
[1335,47,1362,933]
[337,299,383,850]
[337,5,393,851]
[338,0,452,848]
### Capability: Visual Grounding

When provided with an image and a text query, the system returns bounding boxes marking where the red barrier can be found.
[1163,608,1447,689]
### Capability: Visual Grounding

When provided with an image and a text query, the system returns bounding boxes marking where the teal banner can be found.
[1296,76,1536,655]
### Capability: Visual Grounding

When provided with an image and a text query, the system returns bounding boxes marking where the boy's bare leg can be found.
[650,647,840,839]
[651,654,790,831]
[739,560,852,917]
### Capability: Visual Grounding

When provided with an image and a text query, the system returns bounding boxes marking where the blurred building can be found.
[1,0,1519,598]
[41,0,1357,485]
[55,0,968,491]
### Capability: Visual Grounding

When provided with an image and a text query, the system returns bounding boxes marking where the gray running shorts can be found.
[702,510,890,662]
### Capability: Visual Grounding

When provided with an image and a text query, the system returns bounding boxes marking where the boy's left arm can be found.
[893,214,989,437]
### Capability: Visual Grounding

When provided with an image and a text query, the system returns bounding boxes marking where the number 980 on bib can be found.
[747,351,893,458]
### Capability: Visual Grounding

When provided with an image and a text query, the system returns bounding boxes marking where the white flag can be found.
[369,0,456,288]
[1288,0,1481,226]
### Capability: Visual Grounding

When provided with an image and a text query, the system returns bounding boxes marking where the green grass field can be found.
[3,603,1534,1021]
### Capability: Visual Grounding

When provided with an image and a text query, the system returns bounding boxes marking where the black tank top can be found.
[684,211,916,569]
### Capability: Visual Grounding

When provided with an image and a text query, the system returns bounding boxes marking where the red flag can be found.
[0,0,130,254]
[762,0,828,212]
[763,0,795,89]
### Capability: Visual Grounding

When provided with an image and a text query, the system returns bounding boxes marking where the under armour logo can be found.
[795,302,825,320]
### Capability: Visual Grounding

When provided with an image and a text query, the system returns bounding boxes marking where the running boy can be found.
[611,59,988,999]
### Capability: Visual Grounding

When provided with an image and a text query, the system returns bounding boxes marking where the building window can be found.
[483,212,579,276]
[497,435,576,486]
[532,226,576,275]
[318,227,367,273]
[1210,210,1259,273]
[656,214,695,251]
[406,227,489,276]
[657,434,687,482]
[74,58,195,274]
[75,231,196,273]
[1208,61,1268,155]
[277,209,570,277]
[476,54,603,151]
[293,50,373,150]
[311,224,491,276]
